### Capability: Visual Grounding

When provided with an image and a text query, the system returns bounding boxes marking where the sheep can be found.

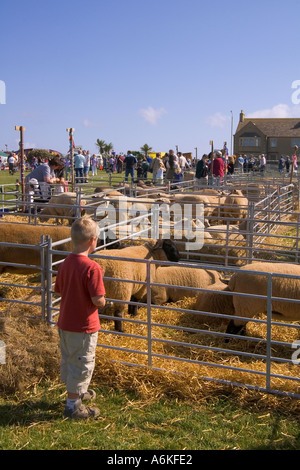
[170,193,226,220]
[174,226,247,265]
[183,170,195,181]
[103,195,171,239]
[220,189,248,223]
[0,222,72,274]
[93,238,180,332]
[193,282,234,319]
[241,183,265,202]
[225,262,300,338]
[151,265,223,305]
[93,187,124,198]
[38,192,86,225]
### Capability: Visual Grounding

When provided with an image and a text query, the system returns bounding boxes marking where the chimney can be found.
[240,110,245,123]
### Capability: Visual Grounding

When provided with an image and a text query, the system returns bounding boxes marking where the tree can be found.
[96,139,106,154]
[140,144,152,157]
[104,142,113,156]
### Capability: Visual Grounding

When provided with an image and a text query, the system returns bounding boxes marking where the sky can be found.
[1,0,300,156]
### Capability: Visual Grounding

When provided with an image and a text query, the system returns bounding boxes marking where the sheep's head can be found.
[147,238,180,262]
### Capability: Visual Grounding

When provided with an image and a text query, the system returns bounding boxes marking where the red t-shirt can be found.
[54,253,106,333]
[211,157,224,177]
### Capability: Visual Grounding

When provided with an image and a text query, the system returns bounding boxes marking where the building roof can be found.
[236,118,300,138]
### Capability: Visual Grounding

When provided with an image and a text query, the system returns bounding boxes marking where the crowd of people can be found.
[70,148,192,185]
[278,154,298,175]
[3,146,300,198]
[195,151,270,187]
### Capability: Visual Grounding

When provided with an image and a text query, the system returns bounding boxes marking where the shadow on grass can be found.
[0,399,63,427]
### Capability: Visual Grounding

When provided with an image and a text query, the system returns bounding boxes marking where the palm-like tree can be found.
[140,144,152,157]
[104,142,113,156]
[96,139,106,154]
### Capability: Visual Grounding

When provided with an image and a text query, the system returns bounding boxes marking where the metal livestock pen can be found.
[0,180,299,399]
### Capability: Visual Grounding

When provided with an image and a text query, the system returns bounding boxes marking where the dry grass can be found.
[1,283,300,416]
[1,207,300,414]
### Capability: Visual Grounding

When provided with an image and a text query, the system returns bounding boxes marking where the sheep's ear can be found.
[152,239,164,250]
[145,239,162,251]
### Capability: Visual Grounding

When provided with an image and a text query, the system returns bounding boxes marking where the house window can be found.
[270,139,277,148]
[240,137,260,147]
[292,139,300,147]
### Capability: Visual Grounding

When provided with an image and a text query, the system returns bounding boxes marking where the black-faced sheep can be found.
[93,239,180,332]
[225,262,300,338]
[151,265,223,305]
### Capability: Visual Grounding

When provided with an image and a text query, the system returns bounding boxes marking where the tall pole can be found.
[67,128,75,191]
[230,110,233,155]
[209,140,214,185]
[15,126,26,210]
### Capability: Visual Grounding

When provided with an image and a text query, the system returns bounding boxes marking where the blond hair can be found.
[71,217,100,245]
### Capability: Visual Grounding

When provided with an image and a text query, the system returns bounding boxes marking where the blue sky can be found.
[1,0,300,156]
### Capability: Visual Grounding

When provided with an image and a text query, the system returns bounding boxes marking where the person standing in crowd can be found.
[116,155,123,173]
[237,154,244,173]
[150,153,163,183]
[74,150,86,183]
[195,154,209,187]
[141,157,150,179]
[259,154,266,174]
[123,150,137,182]
[98,154,103,171]
[8,153,16,174]
[292,152,298,175]
[109,155,115,172]
[165,150,178,183]
[227,155,235,175]
[83,150,90,183]
[278,155,285,174]
[178,152,189,170]
[155,155,166,185]
[209,151,224,183]
[91,154,98,176]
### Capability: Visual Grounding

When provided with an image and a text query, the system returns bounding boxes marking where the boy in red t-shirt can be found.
[55,217,106,420]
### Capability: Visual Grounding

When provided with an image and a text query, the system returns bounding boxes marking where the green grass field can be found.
[0,383,300,450]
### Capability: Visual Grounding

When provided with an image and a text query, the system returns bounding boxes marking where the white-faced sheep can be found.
[93,238,180,332]
[225,262,300,338]
[0,222,72,274]
[151,265,223,305]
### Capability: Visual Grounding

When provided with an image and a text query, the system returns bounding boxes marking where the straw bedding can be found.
[1,212,300,413]
[1,275,300,414]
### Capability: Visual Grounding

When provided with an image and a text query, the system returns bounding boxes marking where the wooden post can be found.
[66,128,75,191]
[15,125,26,211]
[209,140,214,183]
